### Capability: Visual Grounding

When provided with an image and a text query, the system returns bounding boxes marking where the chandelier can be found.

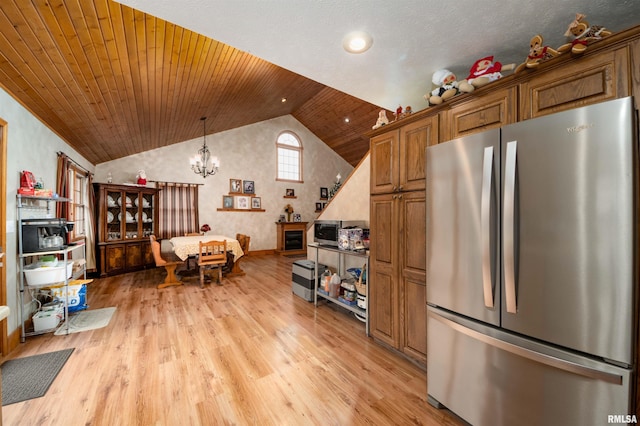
[190,116,220,178]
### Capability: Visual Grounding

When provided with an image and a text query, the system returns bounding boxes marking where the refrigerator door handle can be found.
[430,310,624,385]
[481,146,494,308]
[504,141,518,314]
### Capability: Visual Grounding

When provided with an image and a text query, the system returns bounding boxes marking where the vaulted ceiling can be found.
[0,0,384,167]
[1,1,638,168]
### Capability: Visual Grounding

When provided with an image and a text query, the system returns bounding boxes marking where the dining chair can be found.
[150,235,185,289]
[197,240,227,288]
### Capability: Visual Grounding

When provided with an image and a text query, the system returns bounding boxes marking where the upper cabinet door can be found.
[441,86,517,141]
[399,115,438,192]
[370,130,398,194]
[519,47,629,120]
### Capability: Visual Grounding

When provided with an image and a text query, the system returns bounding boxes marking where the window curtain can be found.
[84,172,96,271]
[55,154,69,219]
[156,182,199,239]
[56,152,97,271]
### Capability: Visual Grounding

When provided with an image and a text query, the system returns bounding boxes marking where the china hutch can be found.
[94,183,159,276]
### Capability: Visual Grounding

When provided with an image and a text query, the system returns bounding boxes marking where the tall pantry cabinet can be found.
[369,115,436,365]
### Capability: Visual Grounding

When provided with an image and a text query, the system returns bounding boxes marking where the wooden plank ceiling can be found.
[0,0,387,166]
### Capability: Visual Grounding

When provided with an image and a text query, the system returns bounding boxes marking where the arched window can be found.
[276,131,303,182]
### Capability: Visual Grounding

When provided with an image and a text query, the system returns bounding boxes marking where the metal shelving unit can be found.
[17,194,86,341]
[309,243,369,335]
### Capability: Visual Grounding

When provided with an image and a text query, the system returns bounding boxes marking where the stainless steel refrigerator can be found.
[426,96,637,425]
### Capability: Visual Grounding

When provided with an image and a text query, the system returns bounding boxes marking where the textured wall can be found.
[94,115,355,251]
[1,87,95,332]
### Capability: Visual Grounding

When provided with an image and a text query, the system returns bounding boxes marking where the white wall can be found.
[94,115,354,251]
[308,154,370,272]
[1,87,95,334]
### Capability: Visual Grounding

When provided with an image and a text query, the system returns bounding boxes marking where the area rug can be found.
[1,348,74,405]
[54,307,116,336]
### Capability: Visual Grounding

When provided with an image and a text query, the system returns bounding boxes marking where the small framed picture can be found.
[279,215,286,222]
[286,188,295,197]
[234,195,251,210]
[293,213,302,222]
[320,187,328,200]
[315,202,322,211]
[230,179,242,194]
[251,197,261,209]
[243,180,255,194]
[223,195,234,209]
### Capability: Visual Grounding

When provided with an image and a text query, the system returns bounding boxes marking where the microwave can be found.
[314,220,368,247]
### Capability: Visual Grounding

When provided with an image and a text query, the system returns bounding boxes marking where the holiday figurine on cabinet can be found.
[515,34,562,72]
[425,69,473,106]
[462,55,515,89]
[372,109,389,129]
[558,13,612,54]
[136,169,147,185]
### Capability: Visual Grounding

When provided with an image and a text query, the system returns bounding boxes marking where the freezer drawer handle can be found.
[504,141,518,314]
[481,146,494,308]
[430,310,624,385]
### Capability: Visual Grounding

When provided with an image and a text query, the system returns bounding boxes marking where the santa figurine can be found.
[136,169,147,186]
[464,56,515,89]
[427,69,465,105]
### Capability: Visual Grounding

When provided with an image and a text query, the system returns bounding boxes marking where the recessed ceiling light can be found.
[343,31,373,54]
[281,97,287,103]
[344,117,350,123]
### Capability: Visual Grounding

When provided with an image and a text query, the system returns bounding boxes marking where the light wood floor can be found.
[2,254,464,425]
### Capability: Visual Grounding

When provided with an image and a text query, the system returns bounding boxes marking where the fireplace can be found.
[284,230,303,251]
[275,221,307,256]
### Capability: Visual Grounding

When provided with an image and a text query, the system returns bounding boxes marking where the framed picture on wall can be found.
[223,195,234,209]
[293,213,301,222]
[286,188,295,197]
[251,197,261,209]
[234,195,251,210]
[243,180,255,194]
[315,202,322,211]
[230,179,242,194]
[320,187,328,200]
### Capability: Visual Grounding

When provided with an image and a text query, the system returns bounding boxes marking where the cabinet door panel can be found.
[401,192,426,273]
[520,47,629,120]
[443,86,517,140]
[370,131,398,194]
[403,277,426,363]
[142,242,154,266]
[399,116,438,192]
[370,194,399,347]
[126,243,142,268]
[105,245,125,274]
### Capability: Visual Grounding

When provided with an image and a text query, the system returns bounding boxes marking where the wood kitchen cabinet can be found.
[369,115,434,366]
[520,46,630,120]
[441,86,517,140]
[370,115,438,195]
[94,183,159,276]
[370,189,427,365]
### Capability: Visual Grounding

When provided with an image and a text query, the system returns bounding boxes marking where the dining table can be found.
[169,234,246,276]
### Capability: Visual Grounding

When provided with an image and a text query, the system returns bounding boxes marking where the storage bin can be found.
[33,310,61,332]
[24,261,73,287]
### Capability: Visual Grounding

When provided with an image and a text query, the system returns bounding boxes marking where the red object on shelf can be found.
[17,187,35,196]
